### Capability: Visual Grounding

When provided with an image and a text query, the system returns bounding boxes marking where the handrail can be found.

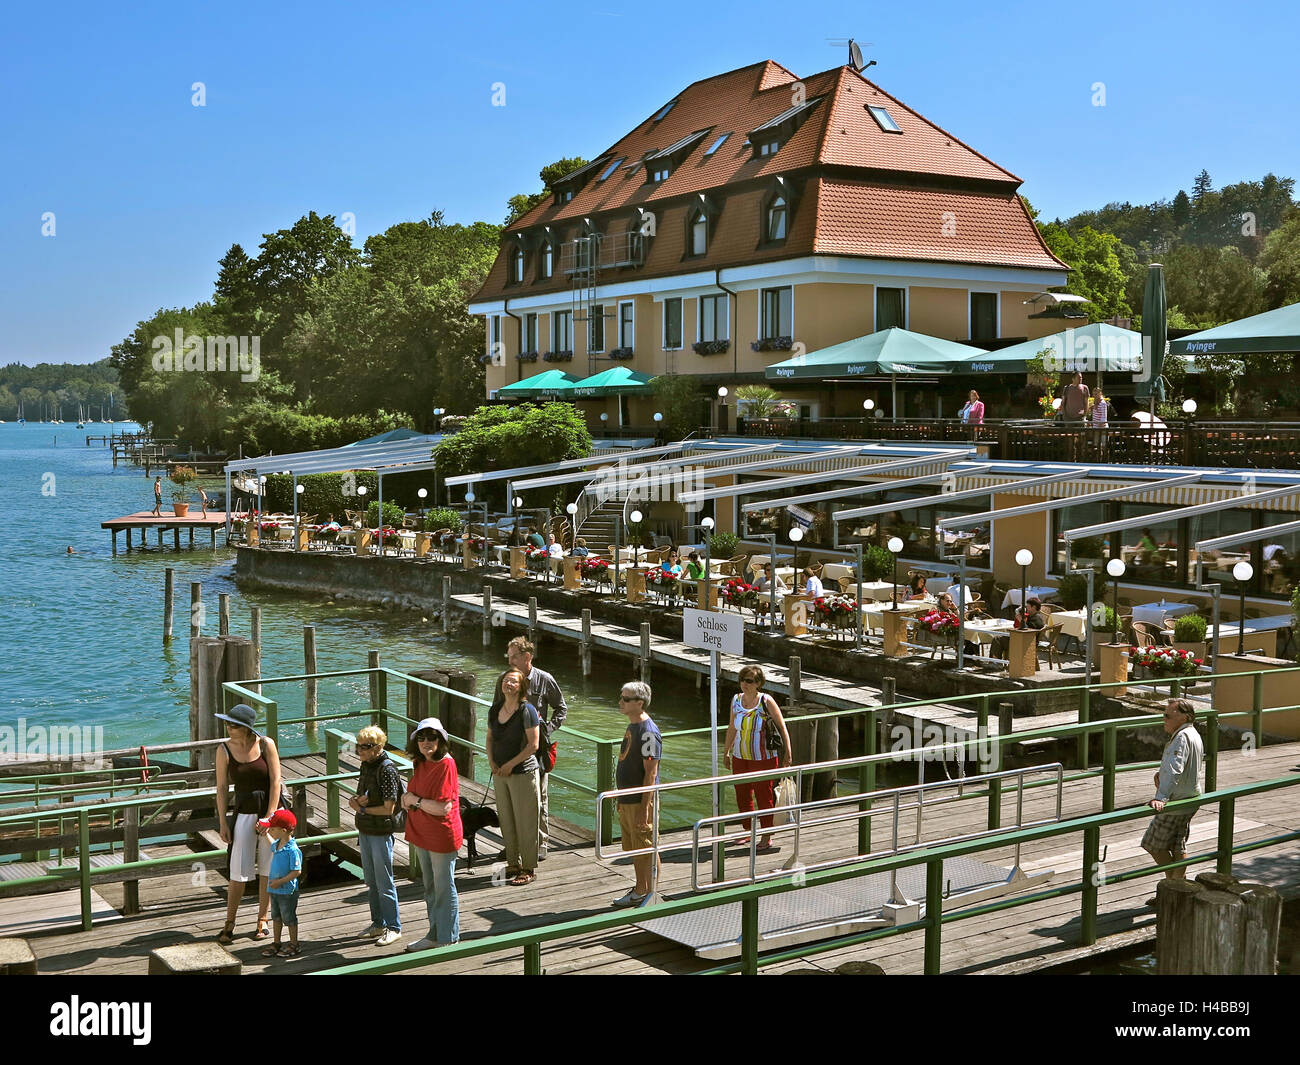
[313,772,1300,975]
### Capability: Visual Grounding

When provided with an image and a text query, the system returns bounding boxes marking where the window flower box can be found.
[609,347,635,360]
[542,350,572,362]
[693,340,730,355]
[517,351,539,363]
[750,336,794,353]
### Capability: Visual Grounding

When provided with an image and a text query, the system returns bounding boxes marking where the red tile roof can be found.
[473,60,1065,303]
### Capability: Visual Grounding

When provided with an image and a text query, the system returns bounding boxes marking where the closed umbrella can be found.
[1138,263,1167,408]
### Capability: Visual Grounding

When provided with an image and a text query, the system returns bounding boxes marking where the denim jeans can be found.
[357,832,400,932]
[415,847,459,944]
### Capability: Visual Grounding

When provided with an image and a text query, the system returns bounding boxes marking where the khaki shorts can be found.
[618,803,653,852]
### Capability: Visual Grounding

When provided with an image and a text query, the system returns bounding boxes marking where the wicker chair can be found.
[1037,623,1066,669]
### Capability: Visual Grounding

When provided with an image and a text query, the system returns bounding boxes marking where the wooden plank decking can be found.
[8,739,1299,975]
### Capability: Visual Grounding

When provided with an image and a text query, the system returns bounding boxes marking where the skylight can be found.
[705,133,730,156]
[866,104,902,133]
[651,100,676,122]
[598,157,625,181]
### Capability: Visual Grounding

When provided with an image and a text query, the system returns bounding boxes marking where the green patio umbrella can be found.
[961,323,1144,377]
[1169,300,1300,358]
[1137,263,1167,405]
[765,327,986,420]
[568,366,655,397]
[497,369,581,398]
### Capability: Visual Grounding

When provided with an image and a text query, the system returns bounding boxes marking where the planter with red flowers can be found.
[645,568,681,602]
[813,593,860,639]
[722,578,761,620]
[579,557,612,588]
[1128,645,1203,679]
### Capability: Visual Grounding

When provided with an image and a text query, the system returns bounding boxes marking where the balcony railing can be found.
[720,417,1300,471]
[559,231,644,275]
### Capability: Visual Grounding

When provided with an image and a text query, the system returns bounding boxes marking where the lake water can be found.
[0,422,751,827]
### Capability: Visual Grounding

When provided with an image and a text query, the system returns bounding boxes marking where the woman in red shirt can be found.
[401,717,464,951]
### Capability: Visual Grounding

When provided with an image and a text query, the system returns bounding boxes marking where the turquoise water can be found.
[0,422,735,827]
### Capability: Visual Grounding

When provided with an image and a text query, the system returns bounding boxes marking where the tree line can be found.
[0,359,124,421]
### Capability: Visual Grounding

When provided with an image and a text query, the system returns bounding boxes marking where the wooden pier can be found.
[101,510,232,553]
[6,739,1298,976]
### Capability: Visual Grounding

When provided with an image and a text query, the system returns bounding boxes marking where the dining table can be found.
[1131,600,1198,628]
[1001,586,1059,610]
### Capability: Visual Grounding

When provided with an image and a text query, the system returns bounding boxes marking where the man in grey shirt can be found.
[1141,698,1204,906]
[493,635,568,860]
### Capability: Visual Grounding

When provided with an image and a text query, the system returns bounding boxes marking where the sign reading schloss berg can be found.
[682,608,744,655]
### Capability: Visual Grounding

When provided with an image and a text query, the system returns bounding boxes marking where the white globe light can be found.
[887,536,903,554]
[789,527,804,542]
[513,496,523,507]
[566,502,577,515]
[653,412,663,422]
[1182,398,1198,414]
[863,399,875,410]
[630,510,643,523]
[600,413,609,422]
[1015,549,1033,567]
[1052,397,1062,410]
[357,485,368,496]
[1233,561,1254,583]
[717,387,728,398]
[464,488,474,503]
[296,484,304,494]
[701,517,714,530]
[874,408,885,419]
[1106,558,1126,578]
[418,488,428,499]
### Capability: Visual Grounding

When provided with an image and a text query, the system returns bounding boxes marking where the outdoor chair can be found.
[726,554,750,581]
[837,576,858,596]
[1036,623,1065,670]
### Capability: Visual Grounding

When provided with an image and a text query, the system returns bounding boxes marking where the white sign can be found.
[683,608,744,656]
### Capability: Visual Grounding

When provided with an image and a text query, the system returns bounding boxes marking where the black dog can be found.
[459,797,500,869]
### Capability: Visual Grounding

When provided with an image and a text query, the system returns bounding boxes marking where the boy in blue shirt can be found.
[258,809,303,958]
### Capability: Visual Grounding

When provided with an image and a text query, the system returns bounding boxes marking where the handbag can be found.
[760,695,785,756]
[773,777,798,825]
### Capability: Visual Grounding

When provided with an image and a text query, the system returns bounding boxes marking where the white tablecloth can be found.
[1132,601,1197,627]
[1001,586,1059,610]
[1051,608,1088,642]
[857,580,899,603]
[964,618,1014,645]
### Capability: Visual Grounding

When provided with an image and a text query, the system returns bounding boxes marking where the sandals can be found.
[216,923,235,945]
[510,871,537,886]
[260,944,281,957]
[277,944,301,958]
[252,920,271,940]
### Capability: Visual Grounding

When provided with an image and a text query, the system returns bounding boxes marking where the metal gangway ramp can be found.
[598,762,1062,961]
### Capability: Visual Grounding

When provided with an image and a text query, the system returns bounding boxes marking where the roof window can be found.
[866,104,902,133]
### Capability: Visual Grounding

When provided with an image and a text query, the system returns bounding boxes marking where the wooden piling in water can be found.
[528,597,538,645]
[219,594,230,636]
[1156,873,1282,974]
[442,576,452,635]
[789,657,802,704]
[304,625,318,728]
[639,622,652,682]
[190,582,202,637]
[407,668,478,779]
[367,650,381,713]
[163,568,174,643]
[122,807,140,916]
[250,606,261,695]
[580,609,592,677]
[482,586,493,647]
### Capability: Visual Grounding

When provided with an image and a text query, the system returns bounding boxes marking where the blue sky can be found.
[3,0,1297,365]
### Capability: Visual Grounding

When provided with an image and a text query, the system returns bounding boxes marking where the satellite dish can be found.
[849,39,864,71]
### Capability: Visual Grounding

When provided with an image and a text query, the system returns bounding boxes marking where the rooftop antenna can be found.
[827,37,876,73]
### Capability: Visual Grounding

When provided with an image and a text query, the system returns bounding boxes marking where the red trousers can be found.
[732,755,779,831]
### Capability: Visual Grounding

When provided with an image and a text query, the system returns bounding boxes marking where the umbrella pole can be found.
[891,375,897,423]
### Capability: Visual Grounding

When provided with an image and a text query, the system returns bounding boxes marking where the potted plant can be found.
[1171,613,1208,659]
[692,340,729,355]
[862,543,895,582]
[1130,645,1203,680]
[722,578,761,620]
[1056,572,1090,611]
[169,465,197,517]
[1091,603,1120,667]
[1073,536,1106,570]
[707,530,739,560]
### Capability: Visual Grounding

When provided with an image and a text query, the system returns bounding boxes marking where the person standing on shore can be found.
[612,681,660,908]
[723,665,792,853]
[493,636,568,861]
[151,476,162,516]
[213,703,281,944]
[401,717,464,950]
[348,725,402,947]
[487,668,541,885]
[1142,699,1204,907]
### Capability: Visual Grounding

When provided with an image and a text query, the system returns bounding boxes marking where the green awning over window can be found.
[764,327,986,381]
[497,369,581,397]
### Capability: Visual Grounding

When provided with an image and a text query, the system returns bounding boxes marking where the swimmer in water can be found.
[66,546,75,554]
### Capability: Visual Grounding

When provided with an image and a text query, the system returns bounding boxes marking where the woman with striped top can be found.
[723,665,793,853]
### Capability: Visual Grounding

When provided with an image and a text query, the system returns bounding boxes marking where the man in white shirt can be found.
[802,567,824,601]
[1141,698,1204,907]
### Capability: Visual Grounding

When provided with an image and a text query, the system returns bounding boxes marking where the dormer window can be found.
[758,140,780,156]
[690,210,708,256]
[748,97,823,159]
[649,164,671,183]
[766,196,787,241]
[563,189,574,202]
[510,246,525,283]
[540,242,553,279]
[644,129,709,185]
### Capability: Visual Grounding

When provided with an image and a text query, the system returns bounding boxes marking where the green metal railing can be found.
[314,772,1300,975]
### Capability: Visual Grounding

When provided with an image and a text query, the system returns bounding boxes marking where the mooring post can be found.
[123,807,141,916]
[482,585,493,647]
[163,568,174,643]
[249,606,262,695]
[788,657,802,704]
[219,593,230,637]
[173,527,180,551]
[126,528,132,551]
[304,625,318,729]
[442,575,452,635]
[580,609,593,677]
[528,597,538,644]
[112,529,118,554]
[190,581,202,637]
[639,623,652,682]
[368,650,383,732]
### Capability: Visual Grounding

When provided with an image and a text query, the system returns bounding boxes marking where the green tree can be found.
[651,374,703,439]
[1038,224,1133,320]
[505,157,590,224]
[1260,207,1300,308]
[214,243,259,336]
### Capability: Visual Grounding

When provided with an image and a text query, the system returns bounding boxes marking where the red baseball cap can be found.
[257,810,297,832]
